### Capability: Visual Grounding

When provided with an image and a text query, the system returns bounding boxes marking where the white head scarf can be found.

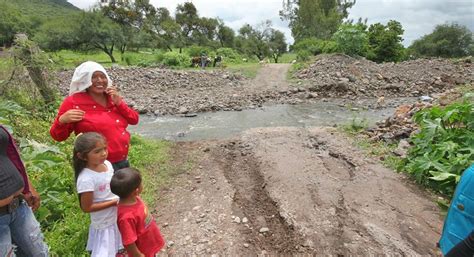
[69,61,113,95]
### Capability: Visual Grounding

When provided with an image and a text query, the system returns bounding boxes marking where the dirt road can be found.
[154,65,444,256]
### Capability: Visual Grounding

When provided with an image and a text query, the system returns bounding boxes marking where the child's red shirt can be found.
[117,196,165,257]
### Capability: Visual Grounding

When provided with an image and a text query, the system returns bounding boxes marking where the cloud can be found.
[348,0,474,46]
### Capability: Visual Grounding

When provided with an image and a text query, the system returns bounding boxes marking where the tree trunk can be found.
[26,66,56,104]
[106,51,116,63]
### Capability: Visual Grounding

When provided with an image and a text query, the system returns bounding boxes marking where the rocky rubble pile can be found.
[366,102,431,142]
[52,55,472,115]
[53,66,331,115]
[54,67,253,115]
[295,54,473,98]
[364,88,470,157]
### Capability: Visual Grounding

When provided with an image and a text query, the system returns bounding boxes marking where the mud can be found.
[156,128,443,256]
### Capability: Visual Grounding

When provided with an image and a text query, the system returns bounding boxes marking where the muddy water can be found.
[129,99,413,141]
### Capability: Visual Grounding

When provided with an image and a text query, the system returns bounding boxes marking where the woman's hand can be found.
[58,109,85,124]
[106,86,122,106]
[25,181,41,211]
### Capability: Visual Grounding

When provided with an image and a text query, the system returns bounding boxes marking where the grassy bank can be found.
[0,97,179,255]
[341,88,474,206]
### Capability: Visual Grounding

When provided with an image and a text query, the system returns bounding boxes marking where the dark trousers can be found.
[111,159,130,172]
[446,231,474,257]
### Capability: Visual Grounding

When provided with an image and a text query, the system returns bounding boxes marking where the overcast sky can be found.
[68,0,474,46]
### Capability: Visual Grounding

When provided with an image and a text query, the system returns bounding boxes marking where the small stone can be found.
[167,240,174,247]
[259,227,270,233]
[234,217,241,223]
[185,235,191,241]
[242,217,248,223]
[243,243,249,248]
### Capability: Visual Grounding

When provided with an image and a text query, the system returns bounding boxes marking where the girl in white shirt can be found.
[73,132,123,257]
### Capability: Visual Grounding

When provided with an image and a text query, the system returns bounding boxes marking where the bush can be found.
[296,50,311,61]
[161,51,190,67]
[321,40,338,54]
[293,37,324,55]
[403,99,474,196]
[333,23,369,57]
[186,45,212,58]
[215,47,242,63]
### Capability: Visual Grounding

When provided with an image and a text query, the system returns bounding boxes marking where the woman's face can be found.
[89,71,108,95]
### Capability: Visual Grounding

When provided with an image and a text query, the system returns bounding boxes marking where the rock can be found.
[178,106,189,114]
[419,95,433,102]
[259,227,270,233]
[242,217,249,223]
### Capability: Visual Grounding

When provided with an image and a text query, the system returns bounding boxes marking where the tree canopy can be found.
[409,23,473,58]
[280,0,355,42]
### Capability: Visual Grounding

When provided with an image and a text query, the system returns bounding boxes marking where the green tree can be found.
[0,2,32,46]
[101,0,156,55]
[333,23,369,57]
[194,17,219,47]
[236,21,272,60]
[175,2,200,52]
[280,0,355,42]
[268,30,287,63]
[367,20,405,63]
[150,7,180,51]
[78,12,125,63]
[33,17,79,50]
[216,18,235,48]
[410,23,473,58]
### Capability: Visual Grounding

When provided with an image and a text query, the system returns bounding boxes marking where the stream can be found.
[129,98,415,141]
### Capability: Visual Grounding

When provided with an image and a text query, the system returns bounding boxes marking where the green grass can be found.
[49,49,161,69]
[226,63,261,78]
[339,122,403,171]
[277,52,297,63]
[128,135,180,206]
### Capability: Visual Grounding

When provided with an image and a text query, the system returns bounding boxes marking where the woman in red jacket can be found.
[50,61,139,170]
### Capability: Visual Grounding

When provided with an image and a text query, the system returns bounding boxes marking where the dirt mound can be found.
[295,54,473,98]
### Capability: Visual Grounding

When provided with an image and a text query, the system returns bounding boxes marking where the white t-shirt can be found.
[76,160,119,229]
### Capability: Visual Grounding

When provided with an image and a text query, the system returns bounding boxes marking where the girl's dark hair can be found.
[110,167,142,198]
[73,132,107,182]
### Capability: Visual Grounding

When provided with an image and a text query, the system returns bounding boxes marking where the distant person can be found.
[50,61,139,171]
[111,167,165,257]
[439,163,474,256]
[200,51,207,69]
[0,125,49,256]
[73,132,123,257]
[213,55,222,67]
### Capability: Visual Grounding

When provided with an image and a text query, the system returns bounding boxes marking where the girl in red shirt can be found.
[50,61,139,170]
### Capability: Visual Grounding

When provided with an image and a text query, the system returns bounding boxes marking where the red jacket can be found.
[50,92,139,163]
[0,125,30,194]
